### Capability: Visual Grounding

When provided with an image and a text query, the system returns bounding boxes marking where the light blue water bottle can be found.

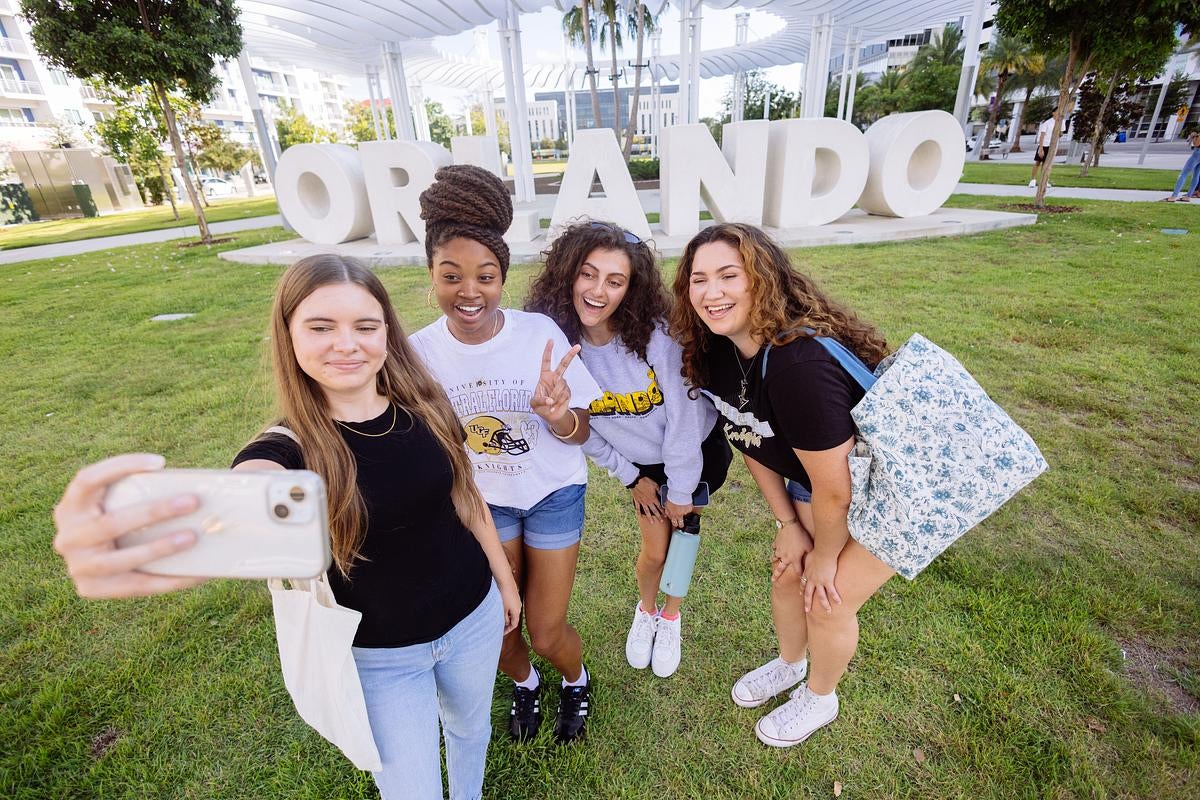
[659,512,702,597]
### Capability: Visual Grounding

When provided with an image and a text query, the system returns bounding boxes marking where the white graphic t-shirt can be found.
[410,309,603,510]
[1037,118,1056,147]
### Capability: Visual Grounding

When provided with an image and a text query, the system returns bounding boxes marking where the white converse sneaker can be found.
[754,684,839,748]
[625,603,657,669]
[731,657,807,708]
[651,614,682,677]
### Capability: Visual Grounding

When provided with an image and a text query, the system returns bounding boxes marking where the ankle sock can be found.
[659,609,680,622]
[562,664,589,688]
[638,602,658,616]
[514,665,540,691]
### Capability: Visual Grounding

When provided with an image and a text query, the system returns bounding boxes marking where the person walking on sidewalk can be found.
[1166,129,1200,202]
[1029,116,1056,189]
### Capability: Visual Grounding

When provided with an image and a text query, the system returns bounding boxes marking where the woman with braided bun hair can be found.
[409,165,604,745]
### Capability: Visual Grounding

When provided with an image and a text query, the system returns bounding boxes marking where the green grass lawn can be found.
[960,162,1178,191]
[1,198,1197,799]
[0,195,279,251]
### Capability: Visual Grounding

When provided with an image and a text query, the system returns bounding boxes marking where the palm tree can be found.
[912,26,964,69]
[1007,53,1062,152]
[976,33,1034,159]
[596,0,626,141]
[563,2,602,131]
[621,2,656,161]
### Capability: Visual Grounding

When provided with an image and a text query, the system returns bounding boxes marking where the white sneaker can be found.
[754,684,839,748]
[651,614,682,677]
[730,656,807,708]
[625,603,657,669]
[1028,179,1037,188]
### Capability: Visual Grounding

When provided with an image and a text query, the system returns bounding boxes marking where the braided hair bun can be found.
[419,164,513,279]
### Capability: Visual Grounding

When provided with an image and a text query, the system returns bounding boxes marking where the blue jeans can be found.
[786,479,812,503]
[1172,148,1200,197]
[352,581,503,800]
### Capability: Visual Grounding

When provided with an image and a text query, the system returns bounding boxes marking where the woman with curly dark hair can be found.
[669,223,893,748]
[527,221,731,679]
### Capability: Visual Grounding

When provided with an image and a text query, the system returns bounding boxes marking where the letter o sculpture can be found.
[274,143,374,244]
[858,111,965,218]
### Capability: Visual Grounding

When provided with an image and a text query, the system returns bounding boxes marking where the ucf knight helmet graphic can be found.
[464,415,531,456]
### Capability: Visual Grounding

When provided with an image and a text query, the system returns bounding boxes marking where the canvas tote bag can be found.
[263,425,381,771]
[764,334,1048,579]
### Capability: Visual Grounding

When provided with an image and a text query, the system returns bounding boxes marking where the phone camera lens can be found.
[273,503,290,519]
[289,486,306,502]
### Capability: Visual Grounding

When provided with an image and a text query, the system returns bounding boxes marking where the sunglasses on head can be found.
[589,221,642,245]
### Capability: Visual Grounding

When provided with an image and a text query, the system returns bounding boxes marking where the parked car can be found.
[201,177,235,198]
[966,135,1005,152]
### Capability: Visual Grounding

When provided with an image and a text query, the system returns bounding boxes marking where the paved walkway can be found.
[1,178,1189,266]
[0,214,283,265]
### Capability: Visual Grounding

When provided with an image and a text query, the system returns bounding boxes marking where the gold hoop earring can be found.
[426,287,435,308]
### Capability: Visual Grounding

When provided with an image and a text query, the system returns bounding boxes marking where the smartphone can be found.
[106,469,331,579]
[658,481,711,509]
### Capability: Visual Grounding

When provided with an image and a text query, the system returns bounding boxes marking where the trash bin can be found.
[1116,130,1127,143]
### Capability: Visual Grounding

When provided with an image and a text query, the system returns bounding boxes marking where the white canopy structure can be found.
[236,0,992,201]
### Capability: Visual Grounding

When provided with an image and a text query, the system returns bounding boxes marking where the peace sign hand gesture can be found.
[531,339,581,433]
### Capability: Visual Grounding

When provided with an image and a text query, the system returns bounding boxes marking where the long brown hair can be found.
[669,223,889,389]
[526,221,669,362]
[263,254,484,577]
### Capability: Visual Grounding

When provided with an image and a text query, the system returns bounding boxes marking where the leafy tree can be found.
[192,123,256,175]
[1006,53,1061,151]
[1073,73,1148,168]
[700,116,724,147]
[995,0,1199,205]
[721,71,798,122]
[900,29,963,113]
[90,85,179,217]
[913,26,965,68]
[563,2,603,132]
[854,70,908,124]
[23,0,242,242]
[976,32,1036,158]
[274,105,334,151]
[620,2,656,161]
[425,100,455,149]
[44,117,82,149]
[596,0,628,141]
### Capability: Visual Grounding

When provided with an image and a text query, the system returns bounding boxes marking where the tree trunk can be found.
[154,81,211,241]
[1036,38,1091,207]
[1010,86,1033,152]
[1082,66,1121,175]
[609,17,621,142]
[581,2,602,129]
[622,3,646,162]
[157,156,178,219]
[980,71,1008,160]
[182,135,210,207]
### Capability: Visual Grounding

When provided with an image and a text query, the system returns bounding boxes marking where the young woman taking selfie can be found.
[51,254,521,800]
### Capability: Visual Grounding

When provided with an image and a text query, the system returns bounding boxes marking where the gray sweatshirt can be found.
[580,324,718,505]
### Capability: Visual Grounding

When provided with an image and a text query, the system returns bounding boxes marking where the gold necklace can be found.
[335,403,397,438]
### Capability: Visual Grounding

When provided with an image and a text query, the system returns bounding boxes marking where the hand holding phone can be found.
[53,454,208,599]
[107,468,331,580]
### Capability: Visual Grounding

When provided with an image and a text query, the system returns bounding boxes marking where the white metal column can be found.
[844,33,862,123]
[955,0,988,141]
[365,65,386,140]
[803,14,834,118]
[382,42,416,140]
[650,26,661,158]
[411,82,431,142]
[499,6,535,203]
[835,29,853,120]
[562,32,576,146]
[732,12,749,123]
[677,0,691,126]
[688,1,702,124]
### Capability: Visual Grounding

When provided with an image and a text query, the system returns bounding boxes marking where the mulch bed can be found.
[1002,203,1081,214]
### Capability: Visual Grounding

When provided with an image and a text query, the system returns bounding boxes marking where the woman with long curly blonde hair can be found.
[669,223,893,748]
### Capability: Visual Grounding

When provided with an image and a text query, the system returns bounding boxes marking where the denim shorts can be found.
[786,480,812,504]
[489,483,586,550]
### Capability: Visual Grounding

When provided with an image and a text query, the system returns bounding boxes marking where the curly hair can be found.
[668,223,889,389]
[419,164,514,279]
[525,221,669,362]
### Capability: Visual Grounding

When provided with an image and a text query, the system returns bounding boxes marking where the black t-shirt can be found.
[702,336,866,491]
[233,406,491,648]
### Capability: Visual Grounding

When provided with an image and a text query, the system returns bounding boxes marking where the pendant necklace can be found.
[732,341,760,409]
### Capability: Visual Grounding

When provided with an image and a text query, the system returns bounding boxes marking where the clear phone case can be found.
[107,469,331,579]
